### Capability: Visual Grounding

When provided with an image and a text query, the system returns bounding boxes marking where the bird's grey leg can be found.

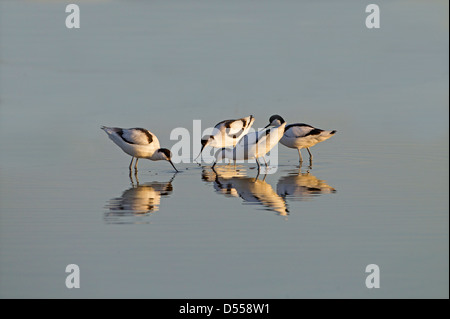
[306,148,313,161]
[262,157,268,167]
[129,157,135,170]
[256,158,261,171]
[297,149,303,163]
[129,169,134,186]
[134,169,139,186]
[254,168,260,182]
[134,158,139,171]
[307,161,312,171]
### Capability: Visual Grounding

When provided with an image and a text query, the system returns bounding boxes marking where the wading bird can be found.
[101,126,178,172]
[195,115,255,161]
[212,120,286,170]
[265,115,336,163]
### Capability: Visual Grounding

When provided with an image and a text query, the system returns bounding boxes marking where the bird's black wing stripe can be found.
[284,123,314,132]
[218,119,247,139]
[118,128,153,144]
[217,119,234,128]
[134,128,153,143]
[231,120,247,139]
[304,128,323,136]
[116,129,129,143]
[285,123,323,136]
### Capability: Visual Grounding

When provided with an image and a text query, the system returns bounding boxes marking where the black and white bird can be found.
[265,115,336,163]
[101,126,178,172]
[212,120,286,170]
[195,115,255,161]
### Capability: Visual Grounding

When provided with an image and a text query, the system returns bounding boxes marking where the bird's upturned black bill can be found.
[194,144,205,162]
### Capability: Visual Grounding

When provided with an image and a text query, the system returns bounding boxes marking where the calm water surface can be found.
[0,0,448,298]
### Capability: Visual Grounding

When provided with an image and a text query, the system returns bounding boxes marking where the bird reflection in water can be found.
[202,166,288,216]
[277,168,336,201]
[104,172,176,224]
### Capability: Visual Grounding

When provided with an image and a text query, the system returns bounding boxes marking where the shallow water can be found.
[0,0,448,298]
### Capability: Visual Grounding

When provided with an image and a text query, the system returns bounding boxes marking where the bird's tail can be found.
[101,126,111,134]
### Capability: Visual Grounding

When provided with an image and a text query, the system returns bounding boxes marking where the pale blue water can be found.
[0,0,448,298]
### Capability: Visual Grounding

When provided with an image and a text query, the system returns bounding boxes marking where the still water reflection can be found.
[277,168,336,201]
[104,165,337,223]
[203,166,288,216]
[201,165,337,216]
[104,173,176,224]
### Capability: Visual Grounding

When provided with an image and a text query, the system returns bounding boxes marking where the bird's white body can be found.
[266,115,336,163]
[215,122,286,163]
[207,115,255,148]
[280,124,336,150]
[196,115,256,162]
[102,126,162,159]
[101,126,178,171]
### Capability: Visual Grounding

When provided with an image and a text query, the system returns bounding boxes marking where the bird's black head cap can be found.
[159,148,172,160]
[201,136,214,147]
[269,115,285,124]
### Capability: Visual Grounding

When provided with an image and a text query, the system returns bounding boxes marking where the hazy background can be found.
[0,0,448,298]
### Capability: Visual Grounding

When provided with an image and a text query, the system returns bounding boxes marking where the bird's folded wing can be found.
[284,124,322,138]
[121,128,156,145]
[217,119,249,136]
